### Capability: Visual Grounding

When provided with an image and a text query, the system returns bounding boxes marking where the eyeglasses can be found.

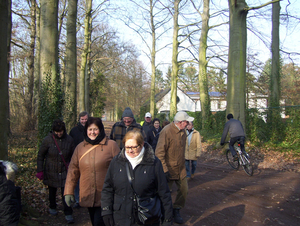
[125,145,140,151]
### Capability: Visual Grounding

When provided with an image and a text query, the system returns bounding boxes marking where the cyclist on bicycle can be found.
[220,114,245,161]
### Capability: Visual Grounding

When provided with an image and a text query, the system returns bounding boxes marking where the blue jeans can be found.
[185,160,197,178]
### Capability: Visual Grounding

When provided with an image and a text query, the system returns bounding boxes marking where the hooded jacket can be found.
[101,142,173,225]
[185,129,202,160]
[155,122,187,180]
[64,136,120,207]
[37,132,75,187]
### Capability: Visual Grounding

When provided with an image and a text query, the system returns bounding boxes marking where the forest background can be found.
[0,0,300,160]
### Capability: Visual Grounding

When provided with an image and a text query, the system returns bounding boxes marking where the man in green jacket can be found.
[155,111,194,224]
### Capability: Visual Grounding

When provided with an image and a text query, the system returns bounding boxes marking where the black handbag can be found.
[126,162,162,225]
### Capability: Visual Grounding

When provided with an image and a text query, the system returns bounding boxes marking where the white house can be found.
[154,88,227,114]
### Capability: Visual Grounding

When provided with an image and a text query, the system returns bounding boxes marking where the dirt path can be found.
[37,161,300,226]
[181,162,300,226]
[37,122,300,225]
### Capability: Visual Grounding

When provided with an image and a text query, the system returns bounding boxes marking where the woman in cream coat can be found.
[185,122,202,179]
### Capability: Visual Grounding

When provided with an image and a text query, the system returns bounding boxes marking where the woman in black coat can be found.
[36,119,75,224]
[101,130,173,226]
[146,118,162,152]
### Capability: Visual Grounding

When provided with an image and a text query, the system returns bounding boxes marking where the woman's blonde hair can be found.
[122,130,144,146]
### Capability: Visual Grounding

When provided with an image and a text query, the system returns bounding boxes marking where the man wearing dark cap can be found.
[155,111,194,224]
[220,113,246,161]
[110,107,146,149]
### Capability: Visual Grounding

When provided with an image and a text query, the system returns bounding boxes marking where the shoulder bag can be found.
[52,134,69,171]
[125,162,162,225]
[79,145,100,163]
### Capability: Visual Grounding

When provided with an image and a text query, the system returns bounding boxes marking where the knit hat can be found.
[122,107,134,118]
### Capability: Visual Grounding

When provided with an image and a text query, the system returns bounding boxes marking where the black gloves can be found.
[220,142,224,146]
[165,171,170,182]
[103,214,114,226]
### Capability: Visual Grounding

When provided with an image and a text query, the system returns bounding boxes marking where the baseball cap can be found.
[145,112,152,118]
[174,111,194,122]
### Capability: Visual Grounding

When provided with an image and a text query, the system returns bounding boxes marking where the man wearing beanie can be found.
[110,107,146,149]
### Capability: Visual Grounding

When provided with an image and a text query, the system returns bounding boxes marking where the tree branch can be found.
[245,0,282,11]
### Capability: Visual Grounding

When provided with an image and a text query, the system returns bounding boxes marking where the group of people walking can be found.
[36,107,203,225]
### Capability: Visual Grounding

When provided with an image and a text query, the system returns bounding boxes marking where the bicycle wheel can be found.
[241,152,253,176]
[226,149,239,170]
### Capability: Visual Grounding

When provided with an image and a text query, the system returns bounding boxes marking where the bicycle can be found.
[225,140,253,176]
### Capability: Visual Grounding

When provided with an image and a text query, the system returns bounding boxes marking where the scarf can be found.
[187,129,194,146]
[125,147,145,169]
[83,123,106,145]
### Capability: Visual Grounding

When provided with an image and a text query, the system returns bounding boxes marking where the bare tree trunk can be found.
[270,1,280,106]
[40,0,59,83]
[198,0,211,130]
[25,0,37,131]
[65,0,78,131]
[34,4,40,114]
[150,0,156,117]
[269,1,281,139]
[0,0,9,159]
[114,86,119,121]
[226,0,248,128]
[79,0,92,112]
[170,0,180,118]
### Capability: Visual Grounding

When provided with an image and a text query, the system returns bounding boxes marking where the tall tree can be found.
[120,0,171,117]
[79,0,92,112]
[38,0,62,142]
[149,0,157,118]
[226,0,248,126]
[34,4,40,109]
[0,0,10,159]
[170,0,180,118]
[227,0,281,128]
[40,0,59,83]
[64,0,78,131]
[24,0,37,130]
[198,0,211,130]
[269,0,281,139]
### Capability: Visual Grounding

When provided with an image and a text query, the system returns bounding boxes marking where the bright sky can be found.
[103,0,300,75]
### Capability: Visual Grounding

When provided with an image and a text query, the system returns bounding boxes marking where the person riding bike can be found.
[220,114,245,161]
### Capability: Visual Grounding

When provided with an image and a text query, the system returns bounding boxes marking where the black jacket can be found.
[69,122,85,147]
[142,121,153,139]
[37,132,75,187]
[0,170,20,226]
[101,142,173,226]
[146,126,162,152]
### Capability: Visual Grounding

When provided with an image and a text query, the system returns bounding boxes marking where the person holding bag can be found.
[64,117,120,226]
[101,130,173,226]
[36,119,75,224]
